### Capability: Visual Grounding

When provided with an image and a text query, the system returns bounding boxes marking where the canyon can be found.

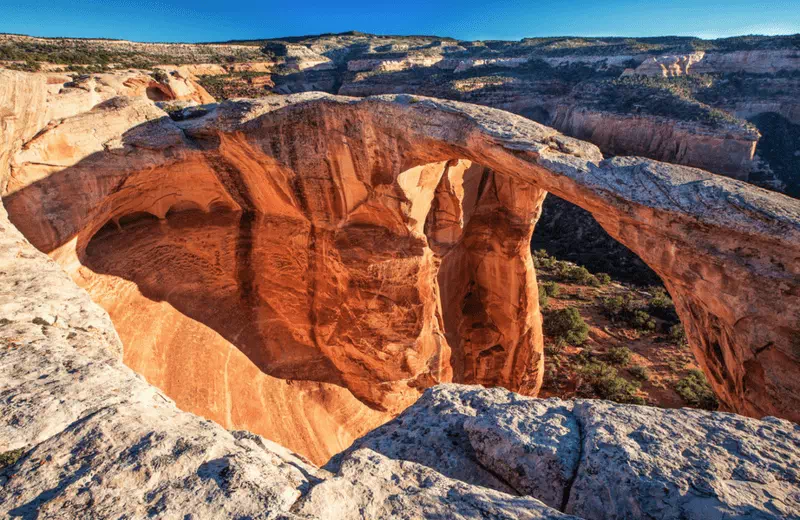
[1,33,800,518]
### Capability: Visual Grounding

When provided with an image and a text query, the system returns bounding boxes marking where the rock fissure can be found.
[560,409,584,513]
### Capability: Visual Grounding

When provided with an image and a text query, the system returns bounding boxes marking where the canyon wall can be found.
[633,50,800,77]
[3,71,800,453]
[550,106,758,179]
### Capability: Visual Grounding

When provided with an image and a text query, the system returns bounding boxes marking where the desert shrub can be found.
[669,323,687,346]
[601,294,656,332]
[607,346,633,366]
[558,264,599,286]
[151,69,170,83]
[544,307,589,346]
[533,249,556,269]
[6,60,41,72]
[675,369,719,410]
[596,272,612,286]
[539,281,561,298]
[577,361,645,404]
[538,289,549,310]
[574,348,594,365]
[0,448,24,470]
[545,337,567,356]
[648,286,679,322]
[629,365,650,381]
[601,294,634,318]
[631,310,656,332]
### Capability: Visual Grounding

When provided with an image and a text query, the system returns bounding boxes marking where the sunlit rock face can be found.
[3,72,799,462]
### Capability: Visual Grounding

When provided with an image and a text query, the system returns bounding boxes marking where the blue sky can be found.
[2,0,799,42]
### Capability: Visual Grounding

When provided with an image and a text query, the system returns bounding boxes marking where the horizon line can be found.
[2,30,799,46]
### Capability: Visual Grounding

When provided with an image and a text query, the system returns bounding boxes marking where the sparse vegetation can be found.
[539,281,561,298]
[538,288,549,310]
[577,361,645,404]
[675,369,719,410]
[647,286,679,323]
[629,365,650,381]
[556,263,600,286]
[601,294,657,332]
[533,249,556,269]
[607,346,633,366]
[545,337,567,356]
[631,310,656,332]
[0,36,264,69]
[581,75,757,133]
[0,448,24,470]
[151,69,170,83]
[544,307,589,346]
[4,59,41,72]
[669,324,688,346]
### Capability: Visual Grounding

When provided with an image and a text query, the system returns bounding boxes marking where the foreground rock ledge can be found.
[2,70,800,427]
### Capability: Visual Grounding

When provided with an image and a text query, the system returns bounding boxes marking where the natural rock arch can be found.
[3,89,799,460]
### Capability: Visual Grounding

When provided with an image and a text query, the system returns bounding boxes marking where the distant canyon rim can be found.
[2,56,799,465]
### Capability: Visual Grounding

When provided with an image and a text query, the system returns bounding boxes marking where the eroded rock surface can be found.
[290,448,576,520]
[328,385,800,520]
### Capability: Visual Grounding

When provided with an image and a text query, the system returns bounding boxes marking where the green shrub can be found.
[648,286,679,322]
[596,273,612,286]
[151,69,170,83]
[545,337,567,356]
[600,294,636,320]
[538,289,549,310]
[558,264,599,286]
[607,346,633,366]
[631,310,656,332]
[533,249,556,269]
[601,295,655,332]
[0,448,24,470]
[675,369,718,410]
[577,361,645,404]
[574,348,594,365]
[544,307,589,346]
[629,365,650,381]
[669,324,687,346]
[6,59,41,72]
[539,281,561,298]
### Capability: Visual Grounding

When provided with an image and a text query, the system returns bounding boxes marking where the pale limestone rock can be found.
[291,448,577,520]
[332,385,800,520]
[325,385,524,493]
[566,400,800,519]
[465,399,580,509]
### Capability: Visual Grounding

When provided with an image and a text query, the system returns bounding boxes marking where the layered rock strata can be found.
[550,105,759,179]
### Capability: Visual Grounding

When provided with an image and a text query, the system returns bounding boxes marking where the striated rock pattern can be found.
[2,69,800,454]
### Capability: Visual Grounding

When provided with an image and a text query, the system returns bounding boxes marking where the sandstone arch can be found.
[3,87,799,462]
